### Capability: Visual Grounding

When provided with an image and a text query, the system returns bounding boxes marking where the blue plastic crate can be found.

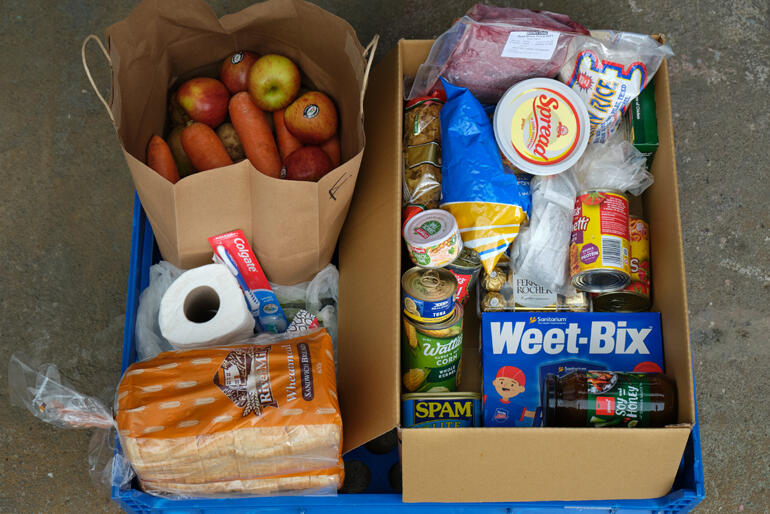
[113,195,705,513]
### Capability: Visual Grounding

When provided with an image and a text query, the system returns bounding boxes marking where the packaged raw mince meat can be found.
[408,4,589,104]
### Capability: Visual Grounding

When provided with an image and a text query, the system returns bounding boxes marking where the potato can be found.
[167,126,195,177]
[168,91,191,127]
[216,122,245,161]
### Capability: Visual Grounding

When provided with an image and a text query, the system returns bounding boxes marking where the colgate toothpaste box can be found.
[481,311,664,427]
[208,230,288,333]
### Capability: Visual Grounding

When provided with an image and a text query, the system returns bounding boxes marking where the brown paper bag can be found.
[82,0,376,284]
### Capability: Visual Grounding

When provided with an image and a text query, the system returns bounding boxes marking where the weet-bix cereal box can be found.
[481,312,664,427]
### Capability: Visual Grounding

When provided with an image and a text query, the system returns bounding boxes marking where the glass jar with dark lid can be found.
[542,371,677,428]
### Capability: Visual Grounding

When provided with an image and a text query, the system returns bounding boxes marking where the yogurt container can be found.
[493,78,589,176]
[403,209,463,268]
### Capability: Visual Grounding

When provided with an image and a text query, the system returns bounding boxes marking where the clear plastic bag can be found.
[573,139,654,196]
[510,171,578,296]
[403,91,445,210]
[8,329,343,499]
[558,31,673,143]
[271,264,339,352]
[8,354,133,491]
[135,261,183,361]
[115,329,342,498]
[408,5,589,104]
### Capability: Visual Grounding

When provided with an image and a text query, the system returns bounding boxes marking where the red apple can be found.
[220,51,260,94]
[248,54,300,112]
[284,146,333,181]
[176,77,229,128]
[284,91,338,144]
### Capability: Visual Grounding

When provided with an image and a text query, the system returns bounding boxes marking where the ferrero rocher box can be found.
[336,38,695,503]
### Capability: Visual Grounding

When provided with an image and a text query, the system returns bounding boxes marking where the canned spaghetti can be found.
[592,216,651,312]
[402,267,457,323]
[570,190,631,292]
[402,305,463,393]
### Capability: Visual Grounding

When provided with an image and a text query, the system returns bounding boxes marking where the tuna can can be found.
[403,209,463,268]
[570,190,631,292]
[401,392,481,428]
[402,304,463,393]
[402,267,457,324]
[592,216,652,312]
[444,247,482,306]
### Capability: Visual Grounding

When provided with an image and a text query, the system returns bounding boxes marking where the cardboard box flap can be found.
[337,46,403,452]
[401,427,691,502]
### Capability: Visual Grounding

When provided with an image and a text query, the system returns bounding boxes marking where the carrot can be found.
[319,134,341,168]
[229,92,282,177]
[273,109,303,162]
[181,122,234,172]
[146,135,180,183]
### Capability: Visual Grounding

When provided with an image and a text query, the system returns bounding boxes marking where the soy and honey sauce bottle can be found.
[542,371,677,428]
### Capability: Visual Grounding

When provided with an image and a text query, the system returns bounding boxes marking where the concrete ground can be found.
[0,0,766,512]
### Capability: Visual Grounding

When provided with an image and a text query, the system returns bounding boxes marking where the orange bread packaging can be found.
[115,330,343,497]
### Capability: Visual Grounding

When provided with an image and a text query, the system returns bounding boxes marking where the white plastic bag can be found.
[510,171,578,296]
[135,261,183,361]
[573,139,654,196]
[271,264,339,353]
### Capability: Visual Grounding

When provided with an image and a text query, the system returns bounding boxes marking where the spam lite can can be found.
[570,190,631,292]
[402,393,481,428]
[592,216,652,312]
[402,267,457,324]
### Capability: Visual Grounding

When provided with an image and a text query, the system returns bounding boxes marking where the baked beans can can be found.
[403,209,463,268]
[402,304,463,393]
[401,392,481,428]
[570,190,631,292]
[444,246,482,306]
[402,267,458,324]
[592,216,652,312]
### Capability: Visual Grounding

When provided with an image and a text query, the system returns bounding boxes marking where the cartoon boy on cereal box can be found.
[483,366,536,426]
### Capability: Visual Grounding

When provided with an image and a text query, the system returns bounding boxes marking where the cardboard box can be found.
[336,39,694,503]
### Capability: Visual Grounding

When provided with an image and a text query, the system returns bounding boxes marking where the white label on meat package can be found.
[501,30,559,60]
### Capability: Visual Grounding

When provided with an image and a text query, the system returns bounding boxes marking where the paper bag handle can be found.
[81,34,115,125]
[360,35,379,114]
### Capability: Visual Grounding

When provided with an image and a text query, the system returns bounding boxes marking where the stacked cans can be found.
[569,190,652,311]
[401,209,482,426]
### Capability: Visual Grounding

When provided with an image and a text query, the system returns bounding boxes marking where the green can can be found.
[402,303,463,393]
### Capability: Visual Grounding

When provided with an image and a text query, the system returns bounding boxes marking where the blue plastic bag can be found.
[440,78,529,273]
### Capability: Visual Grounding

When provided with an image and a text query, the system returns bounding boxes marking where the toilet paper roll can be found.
[159,264,255,350]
